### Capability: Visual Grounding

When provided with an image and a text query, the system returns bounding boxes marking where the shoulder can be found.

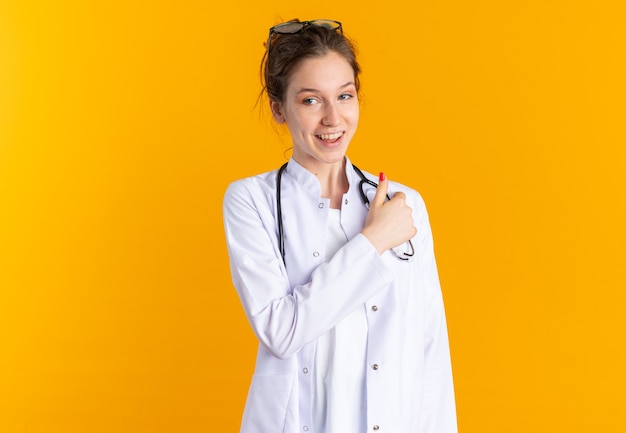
[390,181,427,215]
[223,169,278,208]
[222,170,283,227]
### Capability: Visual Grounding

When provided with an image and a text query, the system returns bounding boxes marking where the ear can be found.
[270,100,286,124]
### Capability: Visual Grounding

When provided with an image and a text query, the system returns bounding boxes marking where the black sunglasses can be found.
[267,20,343,52]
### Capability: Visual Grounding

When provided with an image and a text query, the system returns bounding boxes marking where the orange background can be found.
[1,1,625,432]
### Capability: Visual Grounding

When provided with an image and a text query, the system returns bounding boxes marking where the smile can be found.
[316,132,343,141]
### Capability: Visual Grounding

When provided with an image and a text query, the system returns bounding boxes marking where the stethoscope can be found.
[276,162,415,265]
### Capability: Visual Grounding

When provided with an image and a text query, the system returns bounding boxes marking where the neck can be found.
[297,157,349,209]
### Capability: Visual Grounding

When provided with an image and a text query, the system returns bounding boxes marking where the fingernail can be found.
[379,172,386,182]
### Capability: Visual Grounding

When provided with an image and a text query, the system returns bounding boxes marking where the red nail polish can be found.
[379,172,386,182]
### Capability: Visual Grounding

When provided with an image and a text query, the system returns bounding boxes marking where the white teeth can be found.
[318,132,342,141]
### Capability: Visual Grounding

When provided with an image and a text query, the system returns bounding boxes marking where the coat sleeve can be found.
[412,193,458,433]
[223,179,394,360]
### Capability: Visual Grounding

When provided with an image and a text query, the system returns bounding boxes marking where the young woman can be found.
[223,19,457,433]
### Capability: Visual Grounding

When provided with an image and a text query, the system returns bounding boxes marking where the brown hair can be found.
[261,19,361,104]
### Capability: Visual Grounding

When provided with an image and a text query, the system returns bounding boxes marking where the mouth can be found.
[316,132,344,143]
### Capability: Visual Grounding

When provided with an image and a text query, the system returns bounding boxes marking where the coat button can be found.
[371,305,378,311]
[303,427,309,432]
[303,367,309,374]
[313,251,320,257]
[373,425,380,431]
[344,198,349,205]
[372,363,379,370]
[318,202,324,208]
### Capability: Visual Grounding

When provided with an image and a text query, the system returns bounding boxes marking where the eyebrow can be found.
[295,81,356,95]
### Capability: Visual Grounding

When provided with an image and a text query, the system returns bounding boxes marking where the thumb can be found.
[371,172,388,208]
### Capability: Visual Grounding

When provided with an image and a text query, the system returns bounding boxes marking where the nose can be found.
[321,102,340,126]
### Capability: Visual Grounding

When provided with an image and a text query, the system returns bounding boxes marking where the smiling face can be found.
[270,51,359,173]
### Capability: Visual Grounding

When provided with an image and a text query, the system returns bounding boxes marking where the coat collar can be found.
[283,156,363,198]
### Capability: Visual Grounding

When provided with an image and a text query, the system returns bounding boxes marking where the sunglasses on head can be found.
[267,20,343,52]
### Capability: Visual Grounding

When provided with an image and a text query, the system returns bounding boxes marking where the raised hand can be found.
[361,172,417,255]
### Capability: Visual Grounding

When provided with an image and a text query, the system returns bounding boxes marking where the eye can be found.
[339,93,353,101]
[303,97,319,105]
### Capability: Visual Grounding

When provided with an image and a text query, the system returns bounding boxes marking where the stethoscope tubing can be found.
[276,162,414,265]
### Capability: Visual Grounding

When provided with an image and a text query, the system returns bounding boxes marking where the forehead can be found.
[287,51,355,91]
